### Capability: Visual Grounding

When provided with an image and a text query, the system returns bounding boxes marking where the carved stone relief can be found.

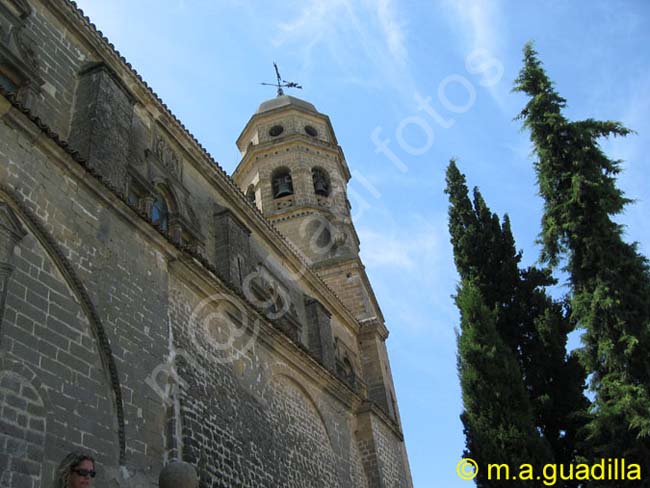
[151,134,182,179]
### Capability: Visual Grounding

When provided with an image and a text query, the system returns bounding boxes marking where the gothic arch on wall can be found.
[268,371,341,488]
[0,187,126,464]
[0,357,47,488]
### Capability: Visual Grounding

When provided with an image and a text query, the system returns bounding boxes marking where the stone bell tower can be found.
[233,94,405,425]
[232,95,382,320]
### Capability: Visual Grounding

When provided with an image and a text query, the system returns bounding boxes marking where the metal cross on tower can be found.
[260,62,302,97]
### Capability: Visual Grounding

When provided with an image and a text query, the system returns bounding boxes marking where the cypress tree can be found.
[446,160,588,474]
[514,42,650,468]
[456,280,549,486]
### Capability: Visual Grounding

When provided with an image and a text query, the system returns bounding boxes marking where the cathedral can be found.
[0,0,413,486]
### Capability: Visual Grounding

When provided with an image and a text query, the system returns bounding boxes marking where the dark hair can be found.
[53,451,95,488]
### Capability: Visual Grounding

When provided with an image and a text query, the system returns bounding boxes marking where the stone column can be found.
[358,318,393,416]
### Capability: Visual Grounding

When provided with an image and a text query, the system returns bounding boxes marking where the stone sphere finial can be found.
[159,461,199,488]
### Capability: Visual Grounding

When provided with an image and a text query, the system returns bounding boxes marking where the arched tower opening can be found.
[271,166,294,199]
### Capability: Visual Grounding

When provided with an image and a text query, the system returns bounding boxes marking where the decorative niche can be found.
[146,133,183,181]
[334,338,361,391]
[0,0,42,108]
[125,166,152,214]
[147,180,203,251]
[125,128,204,252]
[312,167,330,197]
[246,264,302,342]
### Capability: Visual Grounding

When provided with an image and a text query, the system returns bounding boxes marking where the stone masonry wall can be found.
[0,106,172,484]
[0,1,412,486]
[21,1,93,138]
[372,414,412,488]
[0,112,382,487]
[167,277,369,488]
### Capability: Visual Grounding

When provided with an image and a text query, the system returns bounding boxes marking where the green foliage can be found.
[446,161,588,477]
[456,281,551,487]
[514,42,650,470]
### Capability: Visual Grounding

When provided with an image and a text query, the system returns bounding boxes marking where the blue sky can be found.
[75,1,650,486]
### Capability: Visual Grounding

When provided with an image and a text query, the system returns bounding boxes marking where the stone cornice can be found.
[267,204,335,224]
[314,256,386,325]
[236,104,331,148]
[1,88,363,344]
[168,256,367,411]
[38,0,362,336]
[1,87,370,413]
[357,400,404,440]
[358,317,390,341]
[0,93,183,257]
[233,133,351,184]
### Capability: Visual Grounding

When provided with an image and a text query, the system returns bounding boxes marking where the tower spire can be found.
[260,62,302,97]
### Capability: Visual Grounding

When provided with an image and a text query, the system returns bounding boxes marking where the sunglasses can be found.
[72,469,96,478]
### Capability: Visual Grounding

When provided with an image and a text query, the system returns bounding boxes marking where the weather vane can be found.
[261,62,302,97]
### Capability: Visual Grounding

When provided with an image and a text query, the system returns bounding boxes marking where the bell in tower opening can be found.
[312,167,330,197]
[272,167,294,198]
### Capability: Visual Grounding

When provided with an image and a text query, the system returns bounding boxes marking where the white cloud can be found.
[356,211,461,337]
[357,217,439,270]
[273,0,338,49]
[448,0,503,54]
[440,0,509,111]
[376,0,408,67]
[271,0,414,101]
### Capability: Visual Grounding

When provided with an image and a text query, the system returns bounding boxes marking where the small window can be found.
[127,191,139,208]
[269,125,284,137]
[272,167,294,199]
[312,167,330,197]
[304,125,318,137]
[151,194,169,232]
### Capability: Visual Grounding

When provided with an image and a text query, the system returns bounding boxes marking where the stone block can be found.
[305,297,335,372]
[69,63,134,191]
[213,208,252,292]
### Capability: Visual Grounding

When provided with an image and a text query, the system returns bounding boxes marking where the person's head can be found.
[53,451,96,488]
